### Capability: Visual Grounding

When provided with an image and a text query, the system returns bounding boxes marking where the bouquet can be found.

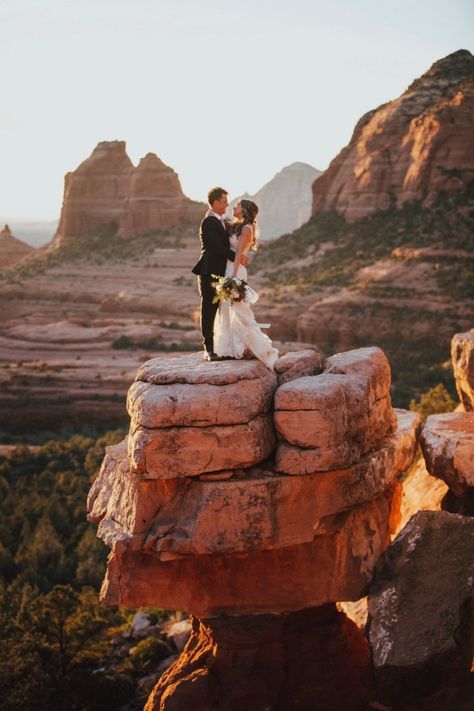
[212,276,258,305]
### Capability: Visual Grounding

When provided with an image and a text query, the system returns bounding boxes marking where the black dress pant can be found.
[198,275,219,352]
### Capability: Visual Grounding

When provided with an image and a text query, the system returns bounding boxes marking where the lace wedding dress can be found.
[214,234,279,369]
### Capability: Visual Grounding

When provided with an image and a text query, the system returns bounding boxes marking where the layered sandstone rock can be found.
[452,329,474,410]
[126,355,278,478]
[275,347,397,474]
[87,347,419,705]
[88,347,417,615]
[54,141,205,244]
[0,224,35,267]
[367,510,474,706]
[312,50,474,221]
[89,411,416,561]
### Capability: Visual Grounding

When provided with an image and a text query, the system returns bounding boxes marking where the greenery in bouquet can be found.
[212,275,248,303]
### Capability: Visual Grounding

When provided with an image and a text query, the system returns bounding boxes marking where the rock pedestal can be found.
[87,347,418,706]
[145,606,374,711]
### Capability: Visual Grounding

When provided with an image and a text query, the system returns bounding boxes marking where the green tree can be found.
[0,584,133,711]
[14,515,72,590]
[409,382,457,424]
[75,528,107,588]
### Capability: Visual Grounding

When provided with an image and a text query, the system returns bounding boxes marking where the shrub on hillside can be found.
[409,383,457,424]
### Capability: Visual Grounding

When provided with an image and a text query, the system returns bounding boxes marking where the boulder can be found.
[452,329,474,410]
[129,413,276,479]
[127,356,277,428]
[127,354,278,478]
[165,619,192,653]
[275,347,396,473]
[420,412,474,496]
[367,510,474,705]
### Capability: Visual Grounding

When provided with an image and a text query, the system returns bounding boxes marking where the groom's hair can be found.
[208,187,228,205]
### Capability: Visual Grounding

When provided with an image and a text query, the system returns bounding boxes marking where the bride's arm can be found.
[232,225,253,277]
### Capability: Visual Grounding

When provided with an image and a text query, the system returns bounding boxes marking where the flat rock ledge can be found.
[87,347,419,617]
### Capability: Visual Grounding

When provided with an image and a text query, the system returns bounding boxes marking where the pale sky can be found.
[1,0,472,220]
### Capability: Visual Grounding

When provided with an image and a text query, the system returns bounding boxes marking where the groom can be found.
[192,187,247,361]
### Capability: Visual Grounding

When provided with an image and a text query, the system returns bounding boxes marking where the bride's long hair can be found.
[233,199,259,250]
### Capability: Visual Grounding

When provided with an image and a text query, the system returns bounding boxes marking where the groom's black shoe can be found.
[203,351,220,361]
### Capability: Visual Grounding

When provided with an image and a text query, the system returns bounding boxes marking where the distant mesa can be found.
[312,49,474,221]
[231,162,322,240]
[0,223,36,267]
[53,140,206,245]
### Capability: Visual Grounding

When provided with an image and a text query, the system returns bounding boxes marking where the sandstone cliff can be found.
[231,162,322,240]
[0,224,35,268]
[53,141,205,244]
[312,49,474,220]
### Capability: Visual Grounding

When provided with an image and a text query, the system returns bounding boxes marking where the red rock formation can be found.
[54,141,205,244]
[452,330,474,411]
[367,510,474,706]
[312,50,474,221]
[87,348,419,706]
[145,606,374,711]
[420,411,474,515]
[0,224,35,267]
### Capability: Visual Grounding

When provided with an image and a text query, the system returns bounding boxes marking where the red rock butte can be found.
[54,141,206,244]
[0,224,35,267]
[312,49,474,221]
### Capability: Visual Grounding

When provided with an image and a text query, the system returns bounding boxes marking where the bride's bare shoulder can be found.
[240,224,253,239]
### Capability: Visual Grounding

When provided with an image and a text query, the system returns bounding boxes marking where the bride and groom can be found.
[192,186,278,370]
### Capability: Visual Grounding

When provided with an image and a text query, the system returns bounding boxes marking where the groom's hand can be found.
[241,255,249,267]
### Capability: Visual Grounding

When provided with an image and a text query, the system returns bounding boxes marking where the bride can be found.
[214,199,279,370]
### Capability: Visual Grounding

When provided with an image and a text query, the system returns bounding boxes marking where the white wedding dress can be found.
[214,234,279,369]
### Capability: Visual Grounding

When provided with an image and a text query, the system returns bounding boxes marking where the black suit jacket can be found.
[192,216,235,277]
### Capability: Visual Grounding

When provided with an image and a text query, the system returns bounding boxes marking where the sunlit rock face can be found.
[312,50,474,221]
[54,141,205,244]
[87,348,418,616]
